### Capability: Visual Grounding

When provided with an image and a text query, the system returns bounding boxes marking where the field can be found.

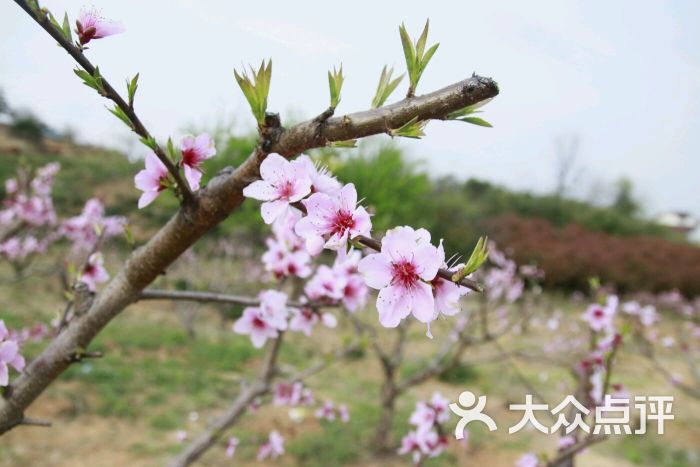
[1,251,698,467]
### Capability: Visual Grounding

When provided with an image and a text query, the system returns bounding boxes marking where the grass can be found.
[1,257,700,466]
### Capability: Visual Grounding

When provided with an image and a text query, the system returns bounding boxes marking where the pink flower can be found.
[332,250,369,312]
[338,404,350,422]
[398,431,424,464]
[243,153,311,224]
[295,183,371,255]
[516,453,540,467]
[76,9,124,46]
[232,308,278,348]
[174,430,187,443]
[409,392,449,433]
[398,429,446,464]
[261,212,312,279]
[179,133,216,191]
[557,435,576,451]
[258,290,289,330]
[315,401,336,421]
[233,290,288,348]
[80,252,109,291]
[294,155,341,194]
[225,437,239,458]
[358,226,442,328]
[274,381,312,406]
[257,430,284,460]
[638,305,659,327]
[60,198,125,252]
[582,295,618,332]
[305,265,346,303]
[134,153,169,208]
[289,307,319,336]
[431,242,470,319]
[0,320,25,386]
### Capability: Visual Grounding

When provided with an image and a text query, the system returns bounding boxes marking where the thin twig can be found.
[13,0,193,203]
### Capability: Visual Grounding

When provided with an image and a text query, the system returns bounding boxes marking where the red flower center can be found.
[331,210,355,235]
[278,181,295,199]
[181,148,200,167]
[392,260,418,289]
[592,308,604,319]
[252,315,267,329]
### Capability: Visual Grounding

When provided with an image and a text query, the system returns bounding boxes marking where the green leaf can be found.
[419,43,440,74]
[166,137,178,161]
[61,13,72,43]
[459,117,493,127]
[140,136,157,150]
[399,23,416,79]
[399,19,439,96]
[234,59,272,126]
[328,65,344,108]
[123,223,135,247]
[452,236,490,282]
[127,73,139,108]
[416,19,430,59]
[371,66,404,108]
[329,139,357,148]
[107,104,133,129]
[389,116,427,139]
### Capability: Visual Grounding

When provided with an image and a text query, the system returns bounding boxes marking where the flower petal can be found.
[261,200,289,224]
[377,285,411,327]
[358,253,392,289]
[409,282,436,323]
[243,181,277,201]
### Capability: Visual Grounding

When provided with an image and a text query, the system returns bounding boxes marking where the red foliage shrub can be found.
[485,214,700,297]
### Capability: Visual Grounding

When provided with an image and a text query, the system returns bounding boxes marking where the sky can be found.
[1,0,699,218]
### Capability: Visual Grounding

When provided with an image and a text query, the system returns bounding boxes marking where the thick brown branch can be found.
[0,5,498,434]
[13,0,193,203]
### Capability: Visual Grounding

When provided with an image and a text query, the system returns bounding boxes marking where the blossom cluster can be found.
[480,242,525,304]
[0,320,25,386]
[134,133,216,208]
[398,392,451,464]
[244,152,473,333]
[232,288,340,348]
[60,198,126,253]
[0,163,59,263]
[315,400,350,423]
[1,164,123,288]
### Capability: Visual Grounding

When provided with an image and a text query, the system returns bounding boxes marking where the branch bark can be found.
[139,289,332,310]
[168,336,283,467]
[1,1,498,435]
[12,0,193,202]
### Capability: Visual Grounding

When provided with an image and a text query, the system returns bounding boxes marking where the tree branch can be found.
[170,336,359,467]
[169,336,283,467]
[0,4,498,434]
[139,288,333,310]
[12,0,193,203]
[547,434,607,467]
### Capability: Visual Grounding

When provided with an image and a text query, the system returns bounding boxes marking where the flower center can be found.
[592,308,604,319]
[331,210,355,235]
[277,180,295,200]
[252,315,267,329]
[392,260,418,289]
[181,148,200,167]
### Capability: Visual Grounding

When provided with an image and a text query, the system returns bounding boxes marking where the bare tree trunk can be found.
[373,374,397,454]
